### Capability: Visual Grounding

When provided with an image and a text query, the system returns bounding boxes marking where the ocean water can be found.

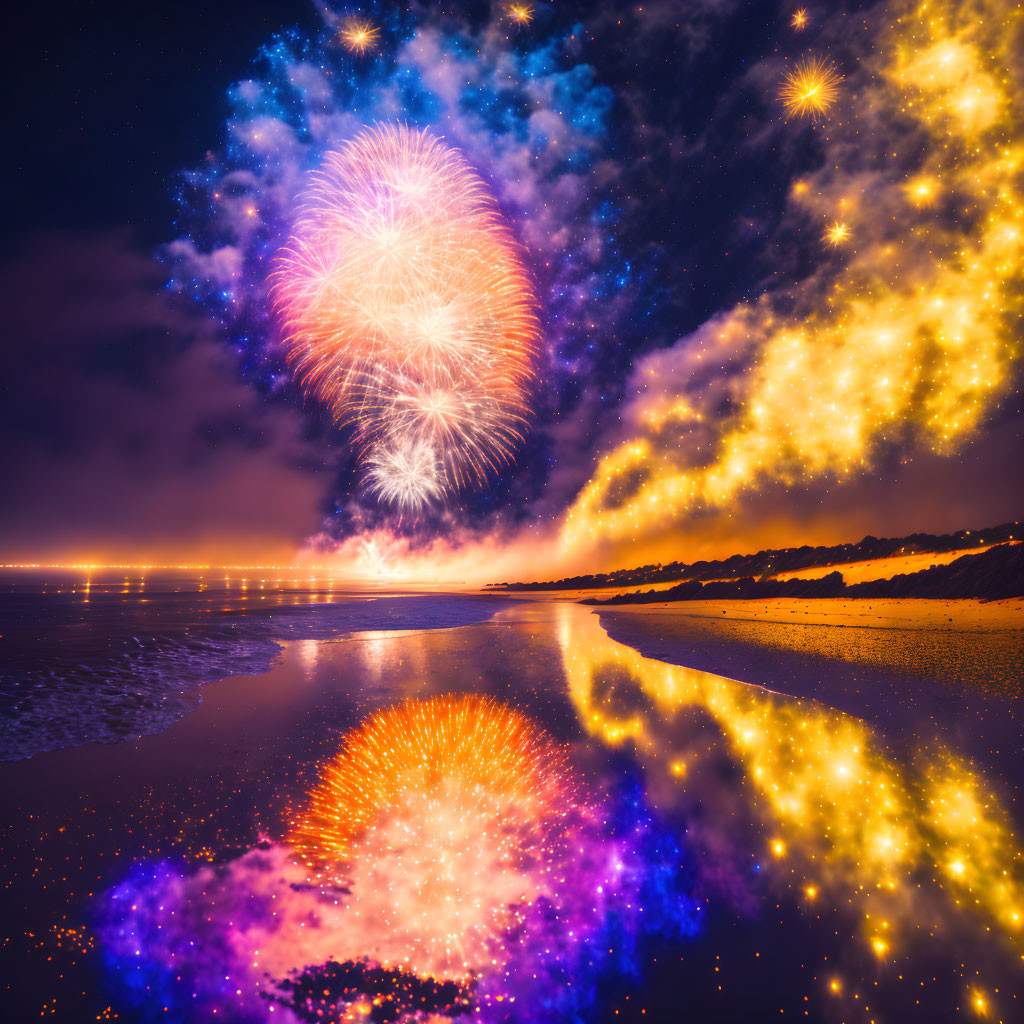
[0,581,1021,1023]
[0,570,512,761]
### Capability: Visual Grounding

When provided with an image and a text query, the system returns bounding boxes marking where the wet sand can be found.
[1,598,1021,1023]
[597,598,1022,784]
[593,595,1024,630]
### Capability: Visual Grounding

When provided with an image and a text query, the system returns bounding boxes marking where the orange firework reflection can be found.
[273,125,540,511]
[289,695,582,980]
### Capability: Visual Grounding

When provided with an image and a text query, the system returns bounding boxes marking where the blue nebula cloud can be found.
[165,2,628,533]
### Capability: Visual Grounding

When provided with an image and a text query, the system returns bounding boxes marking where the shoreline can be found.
[0,593,516,764]
[594,599,1021,777]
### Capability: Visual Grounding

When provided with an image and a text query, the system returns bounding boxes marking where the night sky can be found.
[2,0,1020,574]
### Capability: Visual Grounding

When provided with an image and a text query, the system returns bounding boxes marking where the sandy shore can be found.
[594,596,1023,725]
[597,596,1024,631]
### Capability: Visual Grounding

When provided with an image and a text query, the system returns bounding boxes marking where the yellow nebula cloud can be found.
[562,0,1023,554]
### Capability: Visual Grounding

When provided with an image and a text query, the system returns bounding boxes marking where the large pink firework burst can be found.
[273,124,541,512]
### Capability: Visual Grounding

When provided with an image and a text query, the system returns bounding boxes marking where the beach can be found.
[1,587,1022,1021]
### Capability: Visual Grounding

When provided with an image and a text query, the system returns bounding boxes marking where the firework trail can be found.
[273,125,541,512]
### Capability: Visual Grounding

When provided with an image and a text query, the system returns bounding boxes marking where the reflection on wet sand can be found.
[557,604,1023,1015]
[578,598,1024,699]
[2,592,1021,1022]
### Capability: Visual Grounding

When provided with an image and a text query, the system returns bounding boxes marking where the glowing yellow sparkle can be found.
[506,3,534,25]
[339,17,381,55]
[906,174,940,205]
[970,988,989,1016]
[780,56,843,119]
[792,9,809,30]
[825,220,850,245]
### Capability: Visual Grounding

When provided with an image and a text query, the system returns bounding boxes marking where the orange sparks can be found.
[792,8,809,30]
[339,17,381,55]
[506,4,535,25]
[825,220,850,245]
[779,56,842,119]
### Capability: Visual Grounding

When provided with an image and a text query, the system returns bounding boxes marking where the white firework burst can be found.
[364,439,446,513]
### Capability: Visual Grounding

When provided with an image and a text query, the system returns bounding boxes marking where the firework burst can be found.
[780,56,843,119]
[289,694,584,980]
[364,437,444,512]
[273,124,541,513]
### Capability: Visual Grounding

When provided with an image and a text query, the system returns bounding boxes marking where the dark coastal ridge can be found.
[489,520,1021,592]
[583,541,1024,605]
